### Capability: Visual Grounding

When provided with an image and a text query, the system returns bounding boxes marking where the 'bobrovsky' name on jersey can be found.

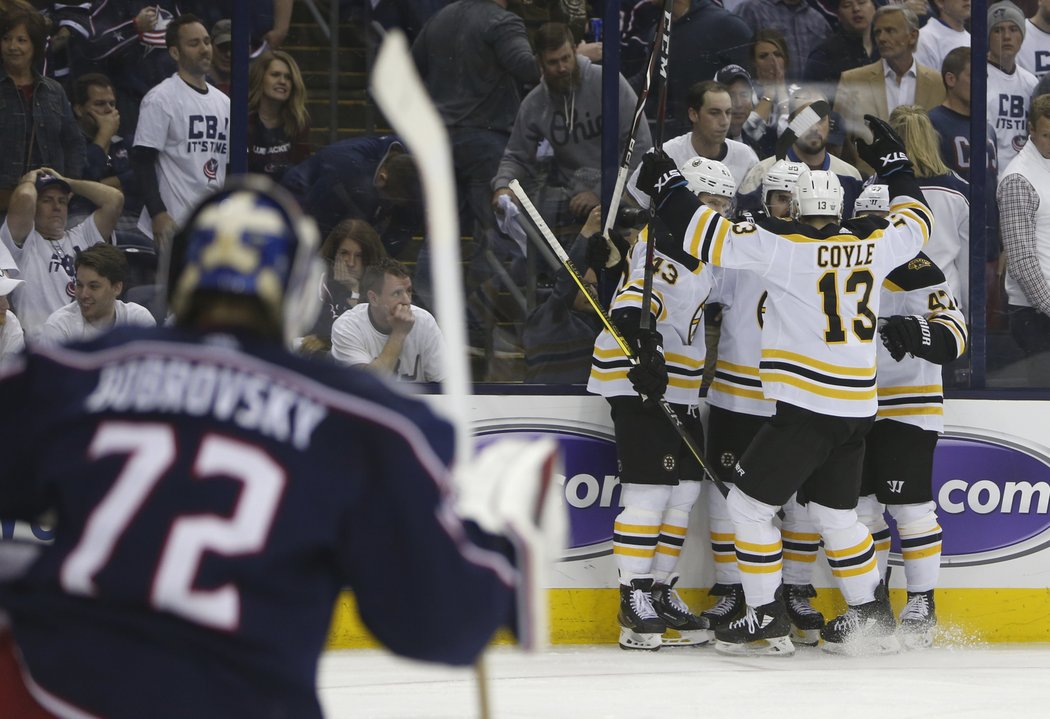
[84,357,328,450]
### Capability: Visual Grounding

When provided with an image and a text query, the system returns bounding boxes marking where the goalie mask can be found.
[680,156,737,214]
[792,169,843,220]
[166,175,323,346]
[853,183,889,217]
[761,160,806,218]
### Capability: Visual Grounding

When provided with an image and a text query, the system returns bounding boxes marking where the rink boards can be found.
[331,395,1050,647]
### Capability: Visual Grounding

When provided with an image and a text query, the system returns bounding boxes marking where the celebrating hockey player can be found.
[853,184,968,650]
[0,177,565,717]
[588,156,735,650]
[635,114,933,656]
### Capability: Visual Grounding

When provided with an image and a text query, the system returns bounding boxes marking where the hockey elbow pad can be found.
[879,315,958,364]
[885,171,929,210]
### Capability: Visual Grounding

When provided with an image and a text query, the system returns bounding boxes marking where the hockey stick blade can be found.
[509,179,729,499]
[775,99,830,160]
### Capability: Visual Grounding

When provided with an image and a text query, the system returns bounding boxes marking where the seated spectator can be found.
[804,0,879,103]
[330,258,446,382]
[281,135,421,256]
[523,204,606,384]
[0,268,25,367]
[491,22,651,243]
[70,73,142,221]
[38,243,154,344]
[748,29,792,144]
[208,18,232,95]
[299,219,387,355]
[915,0,970,75]
[627,80,759,206]
[0,169,123,342]
[715,63,777,159]
[0,7,85,210]
[247,50,311,182]
[834,4,944,175]
[734,0,831,81]
[737,90,864,216]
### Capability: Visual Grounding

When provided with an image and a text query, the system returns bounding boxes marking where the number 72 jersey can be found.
[676,196,931,418]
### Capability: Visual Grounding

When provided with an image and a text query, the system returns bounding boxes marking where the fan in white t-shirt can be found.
[0,268,25,368]
[330,258,445,382]
[38,243,155,346]
[0,169,124,343]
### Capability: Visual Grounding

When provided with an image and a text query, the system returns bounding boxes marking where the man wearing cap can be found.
[0,268,25,368]
[0,168,123,342]
[988,0,1039,170]
[715,64,775,159]
[208,19,232,95]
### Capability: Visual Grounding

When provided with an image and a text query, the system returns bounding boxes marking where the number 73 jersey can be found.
[676,196,931,418]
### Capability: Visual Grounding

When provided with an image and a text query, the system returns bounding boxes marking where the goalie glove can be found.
[453,437,568,650]
[879,315,958,364]
[636,150,688,208]
[627,328,668,404]
[856,114,913,178]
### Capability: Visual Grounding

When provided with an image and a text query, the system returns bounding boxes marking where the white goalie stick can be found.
[509,179,729,499]
[600,0,675,268]
[370,31,558,719]
[775,99,830,160]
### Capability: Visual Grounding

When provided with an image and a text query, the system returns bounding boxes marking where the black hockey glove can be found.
[636,150,688,208]
[627,328,667,404]
[879,315,932,362]
[585,229,630,274]
[856,114,913,178]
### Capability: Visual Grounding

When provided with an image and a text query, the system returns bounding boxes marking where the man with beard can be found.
[737,90,864,216]
[491,22,650,241]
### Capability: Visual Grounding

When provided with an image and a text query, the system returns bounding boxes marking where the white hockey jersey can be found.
[674,196,931,417]
[706,267,774,418]
[588,227,716,405]
[876,254,967,432]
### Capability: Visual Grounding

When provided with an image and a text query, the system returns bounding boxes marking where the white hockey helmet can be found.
[853,183,889,216]
[680,156,737,199]
[792,169,843,220]
[761,160,806,216]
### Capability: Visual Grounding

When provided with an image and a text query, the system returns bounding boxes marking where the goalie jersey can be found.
[877,254,967,432]
[0,327,521,719]
[673,195,931,418]
[588,226,717,406]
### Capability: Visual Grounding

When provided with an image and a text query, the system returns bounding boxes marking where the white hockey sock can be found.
[856,494,890,581]
[653,481,702,584]
[614,484,672,584]
[781,494,820,586]
[726,487,782,607]
[809,502,879,606]
[890,502,942,593]
[706,481,740,585]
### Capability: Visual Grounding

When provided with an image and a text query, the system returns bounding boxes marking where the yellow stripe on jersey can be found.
[716,360,761,377]
[877,406,944,418]
[930,314,968,354]
[711,219,731,266]
[882,278,904,292]
[735,539,781,554]
[783,551,817,563]
[781,531,821,542]
[902,544,942,561]
[762,371,878,400]
[615,281,668,322]
[613,546,656,558]
[593,345,629,360]
[830,557,878,578]
[687,207,719,259]
[740,562,783,574]
[665,351,704,369]
[614,523,661,535]
[709,381,767,401]
[762,349,876,378]
[877,384,942,397]
[710,532,735,542]
[824,538,873,560]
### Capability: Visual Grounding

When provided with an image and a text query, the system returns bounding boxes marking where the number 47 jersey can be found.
[0,327,521,719]
[675,196,931,418]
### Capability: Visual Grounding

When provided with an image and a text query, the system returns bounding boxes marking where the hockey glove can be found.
[636,150,688,208]
[879,315,932,362]
[627,328,668,404]
[856,114,913,177]
[585,229,630,274]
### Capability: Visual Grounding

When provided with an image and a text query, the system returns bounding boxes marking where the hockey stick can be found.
[774,99,830,160]
[510,179,729,499]
[600,0,674,268]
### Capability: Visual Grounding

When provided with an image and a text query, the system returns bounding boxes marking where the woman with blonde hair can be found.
[888,104,971,316]
[299,219,387,354]
[247,49,311,181]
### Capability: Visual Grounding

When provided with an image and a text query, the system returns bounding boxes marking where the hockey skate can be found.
[652,577,710,646]
[700,583,745,632]
[618,578,666,650]
[898,590,936,649]
[783,584,824,646]
[713,588,795,657]
[821,583,900,656]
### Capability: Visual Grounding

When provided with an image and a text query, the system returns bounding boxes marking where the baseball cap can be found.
[988,1,1025,40]
[0,268,24,297]
[715,64,754,91]
[211,19,232,46]
[35,172,72,194]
